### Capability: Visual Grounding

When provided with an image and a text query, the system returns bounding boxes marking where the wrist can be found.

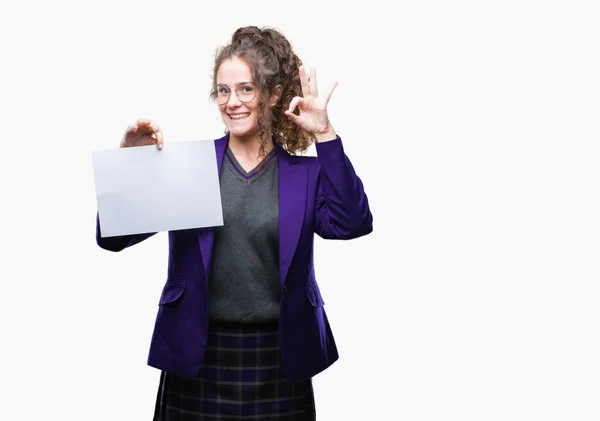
[312,124,337,143]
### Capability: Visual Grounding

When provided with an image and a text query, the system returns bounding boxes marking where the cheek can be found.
[219,105,229,121]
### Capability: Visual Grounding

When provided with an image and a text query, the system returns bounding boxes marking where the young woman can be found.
[97,25,373,420]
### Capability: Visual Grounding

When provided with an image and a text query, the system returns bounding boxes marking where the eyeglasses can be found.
[214,82,257,105]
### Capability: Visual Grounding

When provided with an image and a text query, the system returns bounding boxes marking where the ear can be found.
[270,84,282,105]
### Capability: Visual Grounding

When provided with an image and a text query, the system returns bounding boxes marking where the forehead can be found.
[216,57,253,84]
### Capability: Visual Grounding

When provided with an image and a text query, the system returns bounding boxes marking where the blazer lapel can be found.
[197,134,229,278]
[276,143,307,286]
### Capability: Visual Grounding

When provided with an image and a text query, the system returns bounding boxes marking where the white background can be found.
[1,1,599,420]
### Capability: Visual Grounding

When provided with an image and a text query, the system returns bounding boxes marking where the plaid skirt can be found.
[153,322,316,420]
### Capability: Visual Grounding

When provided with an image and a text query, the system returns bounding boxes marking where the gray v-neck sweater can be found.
[208,147,281,323]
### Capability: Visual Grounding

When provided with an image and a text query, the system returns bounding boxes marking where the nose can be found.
[226,89,243,107]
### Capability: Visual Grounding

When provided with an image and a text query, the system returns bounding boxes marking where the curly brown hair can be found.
[210,26,312,156]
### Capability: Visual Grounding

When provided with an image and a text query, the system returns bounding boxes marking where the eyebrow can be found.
[217,81,253,88]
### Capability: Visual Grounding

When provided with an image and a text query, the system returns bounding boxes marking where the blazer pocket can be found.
[306,285,325,307]
[158,280,186,305]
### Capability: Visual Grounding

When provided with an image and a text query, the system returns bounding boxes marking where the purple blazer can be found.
[96,134,373,381]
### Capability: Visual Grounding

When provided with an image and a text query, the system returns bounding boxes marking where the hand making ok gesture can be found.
[285,66,338,143]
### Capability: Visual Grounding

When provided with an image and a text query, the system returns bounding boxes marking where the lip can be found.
[227,112,251,121]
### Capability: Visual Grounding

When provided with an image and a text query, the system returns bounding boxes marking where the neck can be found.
[228,133,274,160]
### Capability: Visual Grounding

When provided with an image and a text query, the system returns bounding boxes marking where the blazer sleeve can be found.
[313,136,373,240]
[95,212,157,252]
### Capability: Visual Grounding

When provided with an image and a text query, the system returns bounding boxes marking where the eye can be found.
[239,84,255,93]
[217,85,229,94]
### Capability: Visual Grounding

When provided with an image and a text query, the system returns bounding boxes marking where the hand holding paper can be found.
[120,118,165,150]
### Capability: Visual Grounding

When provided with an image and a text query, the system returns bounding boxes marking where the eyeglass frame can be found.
[213,82,258,105]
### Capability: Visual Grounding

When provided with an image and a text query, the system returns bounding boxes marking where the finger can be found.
[146,120,159,132]
[298,66,309,97]
[146,121,164,149]
[322,80,338,104]
[309,67,318,96]
[154,126,164,149]
[125,122,139,134]
[284,109,302,126]
[288,96,305,113]
[135,118,157,135]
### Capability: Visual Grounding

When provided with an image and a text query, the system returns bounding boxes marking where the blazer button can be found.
[283,284,288,293]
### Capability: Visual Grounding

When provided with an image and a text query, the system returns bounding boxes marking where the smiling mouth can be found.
[229,113,250,120]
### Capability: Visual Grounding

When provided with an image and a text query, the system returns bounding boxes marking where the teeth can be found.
[230,113,250,120]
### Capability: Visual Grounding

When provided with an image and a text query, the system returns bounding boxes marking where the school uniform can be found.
[96,134,373,419]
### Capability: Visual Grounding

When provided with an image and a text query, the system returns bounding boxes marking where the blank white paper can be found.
[92,140,223,237]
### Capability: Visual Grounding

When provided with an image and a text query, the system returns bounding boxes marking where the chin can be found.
[227,124,260,139]
[228,127,249,136]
